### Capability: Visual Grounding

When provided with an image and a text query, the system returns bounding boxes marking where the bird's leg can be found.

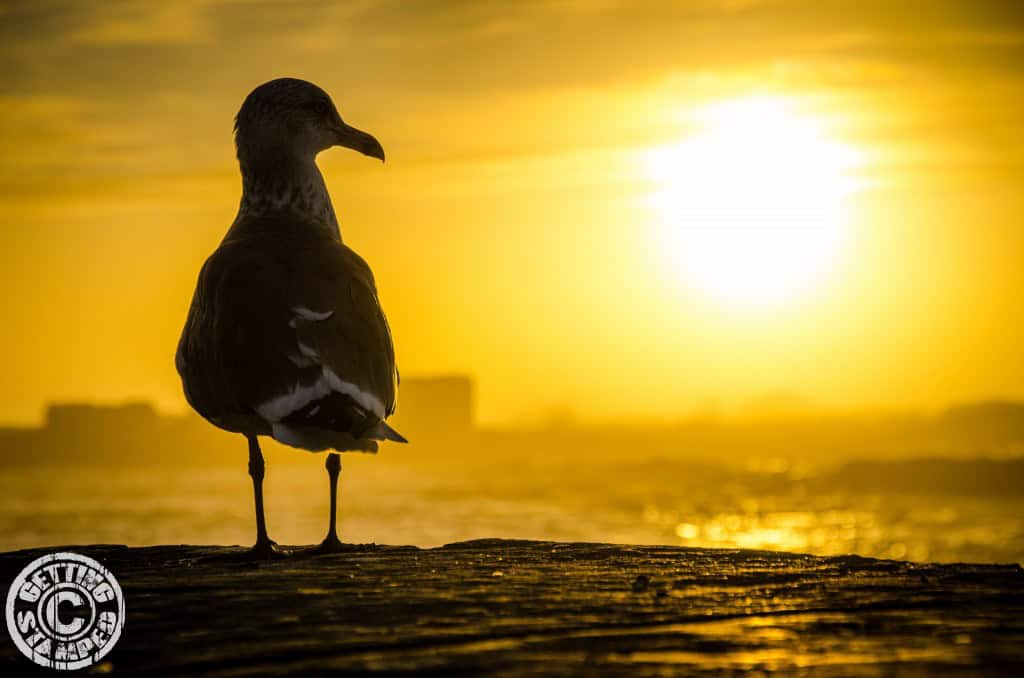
[247,436,284,558]
[313,452,346,553]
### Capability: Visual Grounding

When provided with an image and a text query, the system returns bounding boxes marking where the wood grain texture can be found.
[2,540,1022,676]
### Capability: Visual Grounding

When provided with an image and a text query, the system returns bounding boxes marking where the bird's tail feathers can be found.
[368,420,408,443]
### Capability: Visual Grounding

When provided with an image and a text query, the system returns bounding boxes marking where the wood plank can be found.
[2,540,1022,675]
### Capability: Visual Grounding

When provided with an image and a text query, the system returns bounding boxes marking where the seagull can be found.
[176,78,406,557]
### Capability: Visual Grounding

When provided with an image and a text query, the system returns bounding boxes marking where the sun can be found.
[643,96,861,309]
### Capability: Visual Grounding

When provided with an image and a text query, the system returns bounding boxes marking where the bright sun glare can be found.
[645,96,862,309]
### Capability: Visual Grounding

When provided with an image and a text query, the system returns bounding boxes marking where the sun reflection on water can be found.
[2,461,1022,565]
[642,497,1012,563]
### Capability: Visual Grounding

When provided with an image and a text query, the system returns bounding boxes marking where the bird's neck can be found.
[236,149,341,241]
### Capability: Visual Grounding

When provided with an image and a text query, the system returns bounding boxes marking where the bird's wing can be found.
[273,242,401,438]
[177,241,296,426]
[177,236,401,451]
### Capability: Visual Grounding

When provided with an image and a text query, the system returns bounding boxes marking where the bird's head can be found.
[234,78,385,163]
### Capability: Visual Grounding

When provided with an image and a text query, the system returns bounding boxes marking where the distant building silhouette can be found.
[2,386,1024,468]
[46,402,159,435]
[0,378,477,467]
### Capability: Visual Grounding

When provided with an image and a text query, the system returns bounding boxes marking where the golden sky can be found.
[2,0,1023,425]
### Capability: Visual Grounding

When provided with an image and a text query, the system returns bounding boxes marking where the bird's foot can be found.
[248,538,288,560]
[310,534,348,555]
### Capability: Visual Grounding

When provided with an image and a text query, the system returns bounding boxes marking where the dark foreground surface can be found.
[2,539,1022,676]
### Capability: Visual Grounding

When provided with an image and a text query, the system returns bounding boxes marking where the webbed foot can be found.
[249,538,288,560]
[309,534,349,555]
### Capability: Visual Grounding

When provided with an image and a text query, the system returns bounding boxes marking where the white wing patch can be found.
[297,341,319,359]
[288,306,334,328]
[255,369,386,423]
[256,376,333,422]
[256,303,386,429]
[324,368,386,418]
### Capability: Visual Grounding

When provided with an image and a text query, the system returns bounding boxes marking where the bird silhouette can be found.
[176,78,405,557]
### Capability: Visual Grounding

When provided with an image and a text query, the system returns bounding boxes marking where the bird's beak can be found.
[333,121,385,162]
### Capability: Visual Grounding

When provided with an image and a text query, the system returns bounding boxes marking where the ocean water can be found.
[2,456,1022,564]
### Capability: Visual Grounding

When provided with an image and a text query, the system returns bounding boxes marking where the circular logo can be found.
[6,552,125,671]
